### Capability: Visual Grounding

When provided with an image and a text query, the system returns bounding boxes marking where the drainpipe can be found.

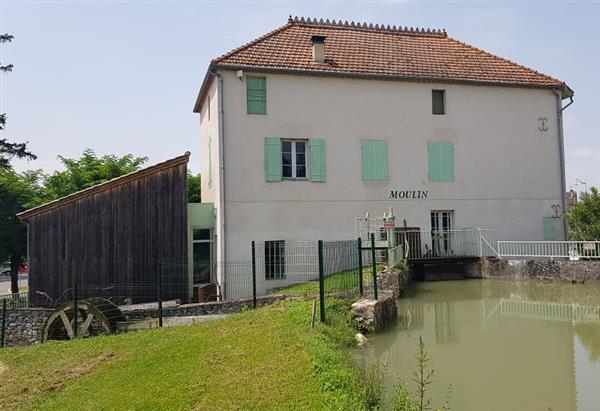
[214,69,227,299]
[553,90,574,240]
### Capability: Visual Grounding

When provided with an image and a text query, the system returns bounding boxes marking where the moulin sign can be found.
[389,190,428,200]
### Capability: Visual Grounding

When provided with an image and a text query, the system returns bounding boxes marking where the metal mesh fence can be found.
[0,292,28,309]
[1,237,390,347]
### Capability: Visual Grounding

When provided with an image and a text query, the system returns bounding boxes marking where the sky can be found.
[1,0,599,192]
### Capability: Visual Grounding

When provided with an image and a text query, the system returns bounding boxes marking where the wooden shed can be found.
[18,153,190,306]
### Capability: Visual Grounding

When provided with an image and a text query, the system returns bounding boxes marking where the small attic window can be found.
[432,90,446,115]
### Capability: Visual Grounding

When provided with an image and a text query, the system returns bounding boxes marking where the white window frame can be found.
[282,139,308,180]
[265,240,285,280]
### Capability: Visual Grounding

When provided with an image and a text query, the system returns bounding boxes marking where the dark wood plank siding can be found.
[24,158,188,305]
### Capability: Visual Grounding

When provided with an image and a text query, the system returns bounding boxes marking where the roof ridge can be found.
[444,35,565,86]
[18,152,191,219]
[288,15,447,37]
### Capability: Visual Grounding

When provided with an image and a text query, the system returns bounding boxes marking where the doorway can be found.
[431,210,454,257]
[191,228,214,285]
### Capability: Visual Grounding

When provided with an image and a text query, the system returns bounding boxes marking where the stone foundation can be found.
[351,292,398,334]
[352,266,411,333]
[364,266,412,299]
[481,258,600,283]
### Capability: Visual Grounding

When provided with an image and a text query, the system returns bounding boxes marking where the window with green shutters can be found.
[247,76,266,115]
[310,139,326,182]
[361,140,388,181]
[264,138,282,181]
[428,141,455,182]
[264,138,326,182]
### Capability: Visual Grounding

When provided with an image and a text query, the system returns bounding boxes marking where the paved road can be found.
[0,273,28,295]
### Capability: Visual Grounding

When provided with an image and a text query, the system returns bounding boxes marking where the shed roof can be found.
[18,153,190,220]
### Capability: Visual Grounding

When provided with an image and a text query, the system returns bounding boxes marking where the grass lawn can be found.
[277,265,379,297]
[0,299,367,410]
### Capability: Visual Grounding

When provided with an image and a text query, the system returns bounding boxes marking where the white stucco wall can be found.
[201,70,565,273]
[198,78,223,285]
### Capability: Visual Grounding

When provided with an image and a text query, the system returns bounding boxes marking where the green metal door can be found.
[543,217,559,240]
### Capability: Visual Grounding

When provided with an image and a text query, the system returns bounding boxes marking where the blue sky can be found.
[1,0,599,191]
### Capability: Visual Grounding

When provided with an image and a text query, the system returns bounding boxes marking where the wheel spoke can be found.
[59,310,74,339]
[79,313,94,337]
[41,298,125,342]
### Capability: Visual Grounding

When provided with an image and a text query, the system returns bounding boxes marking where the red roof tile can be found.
[194,17,571,112]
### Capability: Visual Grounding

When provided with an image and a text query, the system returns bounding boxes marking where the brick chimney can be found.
[310,35,326,63]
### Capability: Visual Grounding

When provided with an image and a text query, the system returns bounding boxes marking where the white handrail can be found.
[497,241,600,259]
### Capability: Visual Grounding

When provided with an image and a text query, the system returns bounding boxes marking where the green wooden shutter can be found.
[428,141,454,182]
[247,76,266,115]
[310,139,326,182]
[361,140,388,181]
[264,138,282,181]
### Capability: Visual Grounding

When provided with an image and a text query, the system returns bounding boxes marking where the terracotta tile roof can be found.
[217,16,567,87]
[194,17,572,112]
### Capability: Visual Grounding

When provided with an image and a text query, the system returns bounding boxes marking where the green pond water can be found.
[358,279,600,411]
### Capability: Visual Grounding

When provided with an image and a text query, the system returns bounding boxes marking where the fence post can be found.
[158,263,163,327]
[318,240,326,323]
[251,241,257,309]
[1,299,6,348]
[357,237,364,296]
[72,282,79,338]
[371,233,378,300]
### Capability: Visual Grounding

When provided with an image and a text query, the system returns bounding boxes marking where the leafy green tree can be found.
[44,149,148,200]
[187,172,201,203]
[567,187,600,240]
[0,168,45,293]
[0,33,37,168]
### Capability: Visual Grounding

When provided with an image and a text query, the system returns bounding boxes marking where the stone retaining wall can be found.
[2,308,52,347]
[352,266,410,333]
[481,258,600,283]
[364,266,412,299]
[2,295,285,348]
[351,293,398,334]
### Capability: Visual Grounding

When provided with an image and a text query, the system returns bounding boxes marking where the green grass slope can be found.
[0,300,365,411]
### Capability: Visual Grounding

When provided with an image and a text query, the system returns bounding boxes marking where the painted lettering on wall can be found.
[389,190,428,200]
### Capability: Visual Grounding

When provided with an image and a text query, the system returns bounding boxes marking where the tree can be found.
[187,172,201,203]
[0,33,37,168]
[567,187,600,240]
[44,149,148,200]
[0,168,44,293]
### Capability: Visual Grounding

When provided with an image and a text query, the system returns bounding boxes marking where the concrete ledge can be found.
[125,295,285,319]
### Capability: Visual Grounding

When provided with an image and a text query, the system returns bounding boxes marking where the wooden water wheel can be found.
[41,298,126,342]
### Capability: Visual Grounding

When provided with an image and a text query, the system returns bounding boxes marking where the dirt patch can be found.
[0,362,7,376]
[47,352,116,392]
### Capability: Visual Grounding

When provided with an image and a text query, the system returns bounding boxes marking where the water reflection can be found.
[362,279,600,411]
